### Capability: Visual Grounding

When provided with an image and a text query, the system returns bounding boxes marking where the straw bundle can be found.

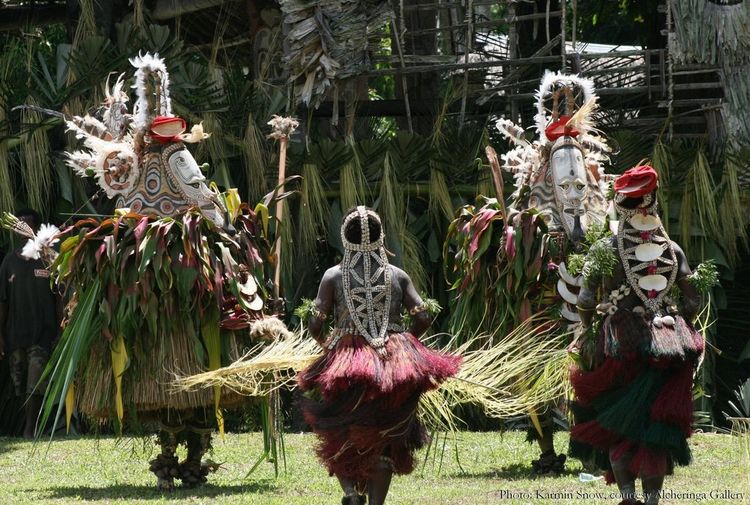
[339,137,367,211]
[172,332,321,396]
[197,112,231,187]
[718,154,749,265]
[378,151,427,291]
[77,321,251,419]
[651,140,671,233]
[427,167,454,226]
[0,49,16,213]
[173,315,572,432]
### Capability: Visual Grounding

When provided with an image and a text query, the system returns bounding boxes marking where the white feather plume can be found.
[65,151,97,177]
[21,239,40,260]
[180,122,210,143]
[129,52,172,131]
[66,121,136,164]
[20,224,60,261]
[495,118,529,146]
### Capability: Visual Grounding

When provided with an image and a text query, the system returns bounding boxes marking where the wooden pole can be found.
[266,116,298,303]
[273,135,288,300]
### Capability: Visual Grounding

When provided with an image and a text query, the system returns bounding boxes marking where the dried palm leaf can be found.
[718,154,749,265]
[278,0,392,106]
[173,316,572,432]
[20,96,52,215]
[171,331,321,396]
[298,163,330,255]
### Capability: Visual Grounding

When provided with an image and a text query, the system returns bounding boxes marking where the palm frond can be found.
[718,153,749,266]
[339,137,367,210]
[298,163,330,255]
[20,96,52,215]
[38,279,103,438]
[679,149,719,258]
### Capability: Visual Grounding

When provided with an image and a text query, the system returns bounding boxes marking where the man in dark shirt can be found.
[0,209,61,438]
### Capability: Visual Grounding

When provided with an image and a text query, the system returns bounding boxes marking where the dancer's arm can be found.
[673,243,700,322]
[308,267,337,346]
[397,269,431,338]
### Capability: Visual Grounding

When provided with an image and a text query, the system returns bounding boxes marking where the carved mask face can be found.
[550,139,588,241]
[162,144,224,226]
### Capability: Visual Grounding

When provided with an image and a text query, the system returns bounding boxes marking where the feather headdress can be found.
[533,71,598,143]
[129,52,172,131]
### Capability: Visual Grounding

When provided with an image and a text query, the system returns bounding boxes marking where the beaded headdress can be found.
[340,206,392,352]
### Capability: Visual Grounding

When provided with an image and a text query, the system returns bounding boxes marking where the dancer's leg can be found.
[367,457,394,505]
[641,473,664,505]
[609,447,637,503]
[150,421,182,490]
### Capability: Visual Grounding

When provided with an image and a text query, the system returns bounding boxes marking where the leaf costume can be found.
[33,54,273,489]
[444,72,616,473]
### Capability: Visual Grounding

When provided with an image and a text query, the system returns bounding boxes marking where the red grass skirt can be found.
[298,332,461,488]
[569,311,704,483]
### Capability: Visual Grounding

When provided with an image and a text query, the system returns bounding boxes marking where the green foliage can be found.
[38,204,272,436]
[444,196,553,344]
[574,1,658,46]
[403,295,442,328]
[689,261,720,294]
[584,220,611,246]
[726,379,750,419]
[567,221,614,279]
[566,253,585,277]
[292,298,318,321]
[581,238,618,285]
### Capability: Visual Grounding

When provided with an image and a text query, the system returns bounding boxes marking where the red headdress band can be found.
[615,165,658,198]
[150,116,186,144]
[545,115,581,141]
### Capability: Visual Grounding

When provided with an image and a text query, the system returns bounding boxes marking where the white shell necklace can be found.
[615,195,678,326]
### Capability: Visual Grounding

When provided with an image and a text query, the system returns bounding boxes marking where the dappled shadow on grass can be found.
[43,481,277,501]
[0,436,29,456]
[450,462,578,482]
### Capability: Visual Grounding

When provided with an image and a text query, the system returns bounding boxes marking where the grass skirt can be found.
[569,310,704,482]
[77,329,249,422]
[298,332,460,488]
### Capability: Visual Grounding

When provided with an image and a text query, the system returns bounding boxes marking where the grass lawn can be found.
[1,431,748,505]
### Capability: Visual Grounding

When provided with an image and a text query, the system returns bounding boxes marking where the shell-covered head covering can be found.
[340,206,391,352]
